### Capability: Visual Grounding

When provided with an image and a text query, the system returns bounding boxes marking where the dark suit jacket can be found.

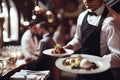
[26,34,56,70]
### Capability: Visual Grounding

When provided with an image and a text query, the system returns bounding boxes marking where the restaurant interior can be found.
[0,0,120,80]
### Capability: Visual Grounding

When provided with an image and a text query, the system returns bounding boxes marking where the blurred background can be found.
[0,0,119,46]
[0,0,120,79]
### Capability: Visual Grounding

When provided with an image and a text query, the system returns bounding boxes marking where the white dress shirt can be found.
[21,30,39,58]
[67,4,120,68]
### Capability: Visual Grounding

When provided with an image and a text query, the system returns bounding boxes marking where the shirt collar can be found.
[43,33,49,38]
[87,3,105,16]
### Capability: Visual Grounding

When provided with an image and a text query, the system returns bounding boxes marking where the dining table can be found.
[0,59,27,80]
[0,58,51,80]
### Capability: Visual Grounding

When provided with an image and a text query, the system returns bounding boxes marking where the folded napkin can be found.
[10,69,50,80]
[15,59,26,66]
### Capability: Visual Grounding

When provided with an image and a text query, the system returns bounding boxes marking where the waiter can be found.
[64,0,120,80]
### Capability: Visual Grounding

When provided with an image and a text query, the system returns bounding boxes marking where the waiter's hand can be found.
[63,44,73,50]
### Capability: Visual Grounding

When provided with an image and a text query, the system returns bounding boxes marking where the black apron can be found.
[76,7,114,80]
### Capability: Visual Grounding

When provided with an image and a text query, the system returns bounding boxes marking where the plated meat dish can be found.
[51,44,66,54]
[63,55,98,70]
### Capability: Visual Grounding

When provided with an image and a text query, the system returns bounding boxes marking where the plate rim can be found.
[55,54,110,74]
[43,48,74,57]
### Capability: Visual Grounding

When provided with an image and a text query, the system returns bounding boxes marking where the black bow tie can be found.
[88,11,97,16]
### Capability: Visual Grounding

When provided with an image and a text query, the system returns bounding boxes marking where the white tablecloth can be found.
[10,69,50,80]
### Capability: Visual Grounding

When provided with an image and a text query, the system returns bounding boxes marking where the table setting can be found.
[10,69,50,80]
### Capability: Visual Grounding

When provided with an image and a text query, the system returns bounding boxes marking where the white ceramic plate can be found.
[55,54,110,74]
[43,49,74,57]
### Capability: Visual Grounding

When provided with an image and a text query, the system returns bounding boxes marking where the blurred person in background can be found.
[37,21,56,55]
[21,19,41,60]
[64,0,120,80]
[68,19,77,39]
[53,24,66,46]
[24,21,58,80]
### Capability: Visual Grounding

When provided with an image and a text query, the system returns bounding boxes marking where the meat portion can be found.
[80,59,98,70]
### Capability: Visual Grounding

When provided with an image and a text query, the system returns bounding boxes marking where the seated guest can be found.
[21,19,41,60]
[24,21,57,80]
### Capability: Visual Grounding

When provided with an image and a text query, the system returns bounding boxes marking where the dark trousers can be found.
[76,70,114,80]
[111,68,120,80]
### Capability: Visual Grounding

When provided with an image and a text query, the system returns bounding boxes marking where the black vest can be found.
[80,7,109,56]
[76,7,114,80]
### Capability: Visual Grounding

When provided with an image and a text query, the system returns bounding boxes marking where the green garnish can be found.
[54,44,62,48]
[71,64,80,69]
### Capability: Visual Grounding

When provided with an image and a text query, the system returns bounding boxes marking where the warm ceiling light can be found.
[45,10,54,23]
[32,15,36,20]
[46,10,52,15]
[48,18,54,23]
[57,13,62,19]
[34,6,40,11]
